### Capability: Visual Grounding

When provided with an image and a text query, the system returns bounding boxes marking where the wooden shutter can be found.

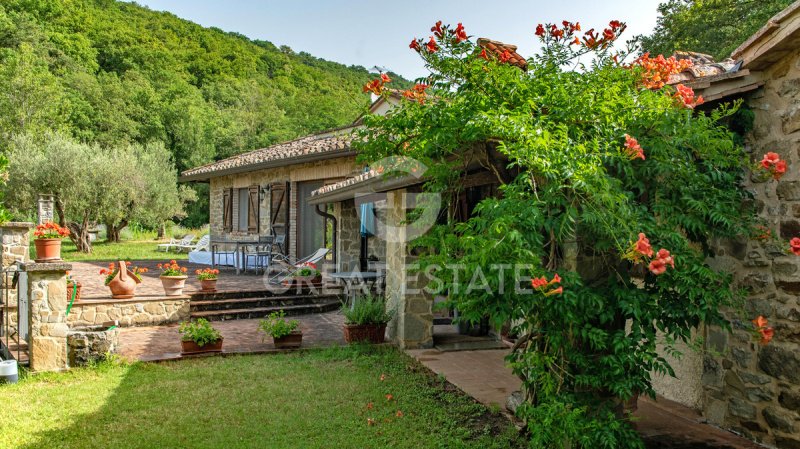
[222,188,233,232]
[247,185,260,233]
[269,182,290,253]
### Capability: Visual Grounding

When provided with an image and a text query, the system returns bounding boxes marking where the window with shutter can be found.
[222,188,233,232]
[248,185,259,233]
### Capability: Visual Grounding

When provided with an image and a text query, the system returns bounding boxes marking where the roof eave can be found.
[732,0,800,70]
[308,173,423,205]
[179,149,358,182]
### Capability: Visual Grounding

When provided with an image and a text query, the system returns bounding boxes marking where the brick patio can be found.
[70,260,288,299]
[407,348,765,449]
[117,311,345,361]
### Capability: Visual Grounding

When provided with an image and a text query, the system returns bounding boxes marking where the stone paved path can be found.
[71,260,298,299]
[407,348,765,449]
[118,311,345,361]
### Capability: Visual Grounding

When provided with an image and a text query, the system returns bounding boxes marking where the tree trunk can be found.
[157,223,165,239]
[67,212,92,253]
[105,219,128,243]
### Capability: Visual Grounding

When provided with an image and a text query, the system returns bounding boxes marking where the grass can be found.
[28,225,207,261]
[45,240,190,262]
[0,346,524,449]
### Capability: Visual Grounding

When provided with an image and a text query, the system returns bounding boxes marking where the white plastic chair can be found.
[156,234,195,253]
[177,234,210,253]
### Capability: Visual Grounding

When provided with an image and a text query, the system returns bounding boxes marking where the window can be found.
[237,188,249,231]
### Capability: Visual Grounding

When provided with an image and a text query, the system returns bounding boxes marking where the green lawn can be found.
[30,240,190,262]
[0,346,523,449]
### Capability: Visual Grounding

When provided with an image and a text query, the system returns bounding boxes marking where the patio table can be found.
[329,271,385,307]
[210,237,259,274]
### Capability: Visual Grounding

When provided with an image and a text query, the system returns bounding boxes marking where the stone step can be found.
[190,285,343,301]
[190,294,342,312]
[190,301,340,321]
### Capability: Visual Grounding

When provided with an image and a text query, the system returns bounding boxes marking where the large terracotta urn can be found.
[107,261,141,299]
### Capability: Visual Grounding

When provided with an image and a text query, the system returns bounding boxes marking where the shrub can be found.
[258,311,300,339]
[342,294,393,326]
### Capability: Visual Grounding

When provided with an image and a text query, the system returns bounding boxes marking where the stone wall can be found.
[338,199,361,272]
[698,46,800,447]
[66,297,190,328]
[209,156,359,261]
[67,325,120,366]
[1,222,33,337]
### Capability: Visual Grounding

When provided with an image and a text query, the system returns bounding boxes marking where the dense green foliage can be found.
[639,0,794,60]
[0,0,400,225]
[358,21,754,447]
[1,347,523,448]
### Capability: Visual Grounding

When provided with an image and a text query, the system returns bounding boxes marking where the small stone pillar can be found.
[37,194,55,225]
[1,222,34,335]
[1,222,34,268]
[22,262,72,372]
[384,189,433,349]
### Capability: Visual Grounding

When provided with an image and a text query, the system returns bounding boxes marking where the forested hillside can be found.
[0,0,401,226]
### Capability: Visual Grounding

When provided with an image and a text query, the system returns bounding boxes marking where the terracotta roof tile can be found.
[667,51,740,85]
[180,127,356,181]
[477,38,528,70]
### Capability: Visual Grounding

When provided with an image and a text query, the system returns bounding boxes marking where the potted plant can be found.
[342,294,393,344]
[258,310,302,349]
[179,318,223,354]
[33,222,70,262]
[99,261,147,299]
[286,262,322,286]
[157,260,189,296]
[195,268,220,292]
[66,271,82,303]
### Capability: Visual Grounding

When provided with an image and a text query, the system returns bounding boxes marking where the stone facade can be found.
[697,45,800,447]
[209,156,359,261]
[66,298,190,328]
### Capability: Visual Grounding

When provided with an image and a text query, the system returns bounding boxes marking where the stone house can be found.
[645,3,800,447]
[180,95,399,273]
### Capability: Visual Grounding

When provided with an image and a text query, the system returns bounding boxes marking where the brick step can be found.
[190,285,343,301]
[190,294,342,312]
[190,301,340,321]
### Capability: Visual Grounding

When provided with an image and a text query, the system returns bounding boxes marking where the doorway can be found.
[296,181,325,259]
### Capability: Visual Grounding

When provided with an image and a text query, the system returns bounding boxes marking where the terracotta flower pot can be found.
[273,330,303,349]
[200,278,218,292]
[344,323,387,344]
[106,261,141,299]
[34,238,62,262]
[180,338,223,355]
[160,275,188,296]
[66,282,82,303]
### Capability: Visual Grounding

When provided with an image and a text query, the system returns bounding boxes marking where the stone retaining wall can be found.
[66,297,190,328]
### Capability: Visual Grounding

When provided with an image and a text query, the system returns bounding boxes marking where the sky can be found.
[134,0,665,79]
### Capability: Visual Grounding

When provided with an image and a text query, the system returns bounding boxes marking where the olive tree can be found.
[6,133,192,252]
